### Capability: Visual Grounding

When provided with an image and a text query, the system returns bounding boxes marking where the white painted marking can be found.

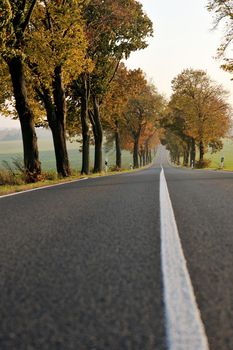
[0,177,88,199]
[160,167,209,350]
[0,168,136,200]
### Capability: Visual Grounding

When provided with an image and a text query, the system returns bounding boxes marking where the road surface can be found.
[0,146,232,350]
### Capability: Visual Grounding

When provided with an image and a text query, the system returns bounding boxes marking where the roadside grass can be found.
[172,138,233,171]
[0,166,144,197]
[206,138,233,171]
[0,139,133,170]
[0,172,84,196]
[0,137,153,196]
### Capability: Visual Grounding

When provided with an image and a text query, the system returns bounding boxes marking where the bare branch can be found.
[21,0,38,33]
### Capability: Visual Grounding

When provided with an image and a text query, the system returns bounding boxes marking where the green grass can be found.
[206,138,233,170]
[0,138,133,171]
[0,174,84,196]
[177,138,233,170]
[0,165,148,196]
[0,137,138,195]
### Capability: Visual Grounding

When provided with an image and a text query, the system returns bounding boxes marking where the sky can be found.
[127,0,233,98]
[0,0,232,129]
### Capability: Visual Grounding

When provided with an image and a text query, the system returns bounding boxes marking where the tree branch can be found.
[21,0,38,33]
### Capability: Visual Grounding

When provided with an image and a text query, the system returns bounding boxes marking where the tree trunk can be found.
[139,153,142,167]
[199,141,204,161]
[115,120,121,169]
[79,74,90,175]
[133,137,139,168]
[183,148,189,166]
[142,150,146,166]
[149,150,152,163]
[40,87,70,177]
[145,142,149,164]
[80,94,90,175]
[50,122,70,177]
[190,138,196,167]
[52,65,71,176]
[90,95,103,173]
[184,141,191,166]
[8,56,41,179]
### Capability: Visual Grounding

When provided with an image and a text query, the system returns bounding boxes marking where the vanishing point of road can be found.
[0,146,232,350]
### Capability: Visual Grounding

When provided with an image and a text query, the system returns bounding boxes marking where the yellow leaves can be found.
[0,57,12,108]
[0,0,12,29]
[27,0,88,86]
[0,0,13,54]
[169,69,231,144]
[207,0,233,75]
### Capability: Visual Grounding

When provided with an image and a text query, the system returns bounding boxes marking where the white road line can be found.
[0,177,88,199]
[160,167,209,350]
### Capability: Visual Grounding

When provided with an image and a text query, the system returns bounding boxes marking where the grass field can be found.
[0,138,133,171]
[1,136,232,172]
[206,138,233,170]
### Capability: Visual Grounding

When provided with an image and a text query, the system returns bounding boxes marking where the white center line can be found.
[160,166,209,350]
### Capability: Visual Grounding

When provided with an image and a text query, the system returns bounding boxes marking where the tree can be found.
[26,0,88,177]
[101,63,130,169]
[169,69,231,165]
[161,129,186,165]
[207,0,233,76]
[122,69,164,168]
[161,106,195,166]
[138,123,160,166]
[0,0,41,180]
[70,0,153,174]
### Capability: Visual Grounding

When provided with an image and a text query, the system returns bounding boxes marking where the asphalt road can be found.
[0,148,232,350]
[164,164,233,350]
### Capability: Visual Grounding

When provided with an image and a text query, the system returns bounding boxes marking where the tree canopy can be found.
[207,0,233,75]
[163,68,232,166]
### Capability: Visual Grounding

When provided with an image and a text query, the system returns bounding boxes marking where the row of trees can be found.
[162,2,233,167]
[0,1,232,179]
[87,64,164,169]
[67,63,164,170]
[1,0,164,181]
[161,69,232,167]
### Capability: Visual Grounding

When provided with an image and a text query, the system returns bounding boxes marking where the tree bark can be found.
[36,79,70,178]
[183,147,189,166]
[50,123,70,176]
[80,76,90,175]
[115,120,121,169]
[142,150,146,166]
[199,140,204,161]
[186,141,191,166]
[8,56,41,179]
[190,138,196,167]
[139,152,142,167]
[133,137,139,168]
[145,142,149,164]
[52,65,71,176]
[149,150,152,163]
[90,95,103,173]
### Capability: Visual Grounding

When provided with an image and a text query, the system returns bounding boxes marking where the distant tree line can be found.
[0,1,232,181]
[162,1,233,168]
[161,69,232,167]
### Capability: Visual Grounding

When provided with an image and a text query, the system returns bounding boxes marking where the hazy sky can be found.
[127,0,233,98]
[0,0,232,129]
